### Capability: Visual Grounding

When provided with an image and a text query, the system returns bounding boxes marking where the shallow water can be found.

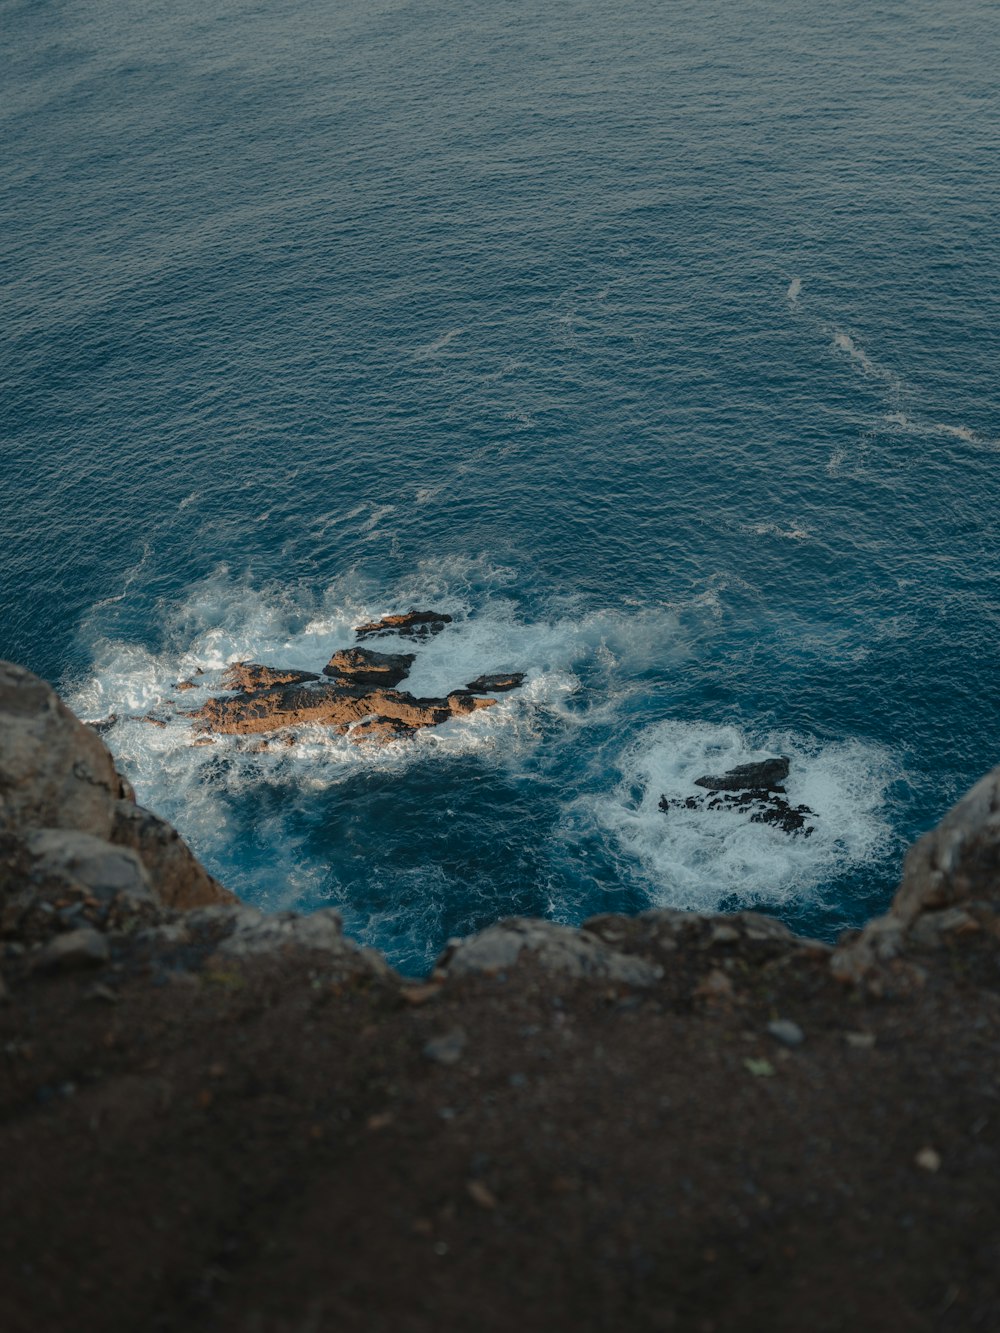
[3,0,999,971]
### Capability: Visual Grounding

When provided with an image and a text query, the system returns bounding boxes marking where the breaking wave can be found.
[589,720,897,914]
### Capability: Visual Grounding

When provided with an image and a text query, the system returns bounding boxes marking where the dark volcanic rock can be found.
[660,787,816,836]
[323,647,415,687]
[694,756,790,792]
[355,609,453,641]
[661,756,814,836]
[221,663,320,692]
[466,672,526,693]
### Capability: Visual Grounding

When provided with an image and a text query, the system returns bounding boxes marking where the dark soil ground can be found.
[3,908,1000,1333]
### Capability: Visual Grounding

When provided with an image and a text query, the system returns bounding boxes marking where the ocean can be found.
[3,0,999,972]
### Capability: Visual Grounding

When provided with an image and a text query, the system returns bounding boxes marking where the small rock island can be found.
[189,610,526,745]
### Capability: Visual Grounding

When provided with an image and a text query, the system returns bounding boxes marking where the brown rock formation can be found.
[193,680,495,738]
[220,662,320,691]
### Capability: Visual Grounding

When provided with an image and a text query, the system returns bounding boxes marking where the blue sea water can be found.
[3,0,999,972]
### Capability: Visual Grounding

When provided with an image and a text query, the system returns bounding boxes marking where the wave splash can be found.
[589,720,896,915]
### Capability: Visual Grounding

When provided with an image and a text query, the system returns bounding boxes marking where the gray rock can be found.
[440,919,663,987]
[26,829,154,903]
[767,1019,805,1047]
[424,1028,467,1065]
[109,801,233,910]
[216,908,370,968]
[832,762,1000,982]
[0,661,120,839]
[34,928,110,973]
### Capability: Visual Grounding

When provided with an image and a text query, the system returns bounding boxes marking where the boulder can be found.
[694,757,790,792]
[220,663,320,692]
[25,829,154,904]
[33,927,110,973]
[354,610,453,641]
[465,673,526,693]
[0,661,120,840]
[322,647,415,687]
[438,918,663,986]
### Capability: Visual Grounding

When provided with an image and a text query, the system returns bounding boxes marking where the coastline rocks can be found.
[660,755,815,836]
[355,610,453,641]
[193,682,465,737]
[220,663,320,692]
[322,647,416,687]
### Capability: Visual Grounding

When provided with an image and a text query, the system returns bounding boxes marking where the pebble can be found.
[916,1146,941,1173]
[845,1031,876,1050]
[423,1028,467,1066]
[767,1019,805,1047]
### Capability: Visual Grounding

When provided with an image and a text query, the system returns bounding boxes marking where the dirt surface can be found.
[3,908,1000,1333]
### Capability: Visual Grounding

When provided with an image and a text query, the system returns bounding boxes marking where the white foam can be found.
[786,277,802,303]
[69,570,686,895]
[588,720,896,913]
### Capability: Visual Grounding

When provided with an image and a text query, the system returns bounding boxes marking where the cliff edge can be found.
[2,662,999,1332]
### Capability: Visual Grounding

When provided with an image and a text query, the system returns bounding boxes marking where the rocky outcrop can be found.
[322,646,416,687]
[0,662,233,920]
[220,663,320,691]
[190,613,515,743]
[831,761,1000,983]
[355,609,453,640]
[660,755,816,836]
[193,681,494,737]
[1,661,124,839]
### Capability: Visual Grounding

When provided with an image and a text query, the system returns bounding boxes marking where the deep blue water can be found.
[3,0,999,972]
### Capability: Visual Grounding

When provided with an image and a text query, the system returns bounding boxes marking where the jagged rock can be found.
[33,927,110,973]
[215,906,382,971]
[438,918,663,986]
[175,681,197,692]
[85,716,118,736]
[659,787,815,836]
[465,673,526,694]
[193,680,487,740]
[25,829,155,903]
[110,801,234,909]
[323,647,415,687]
[355,610,453,641]
[220,663,320,691]
[832,762,1000,982]
[694,757,790,792]
[0,661,121,840]
[445,691,497,717]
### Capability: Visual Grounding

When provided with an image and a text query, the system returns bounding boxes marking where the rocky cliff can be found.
[2,661,1000,1332]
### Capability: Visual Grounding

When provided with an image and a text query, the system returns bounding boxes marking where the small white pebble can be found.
[915,1147,941,1173]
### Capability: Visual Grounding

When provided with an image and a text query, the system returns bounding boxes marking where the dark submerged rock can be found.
[660,755,815,836]
[466,672,526,694]
[354,609,453,641]
[323,647,415,687]
[694,756,790,792]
